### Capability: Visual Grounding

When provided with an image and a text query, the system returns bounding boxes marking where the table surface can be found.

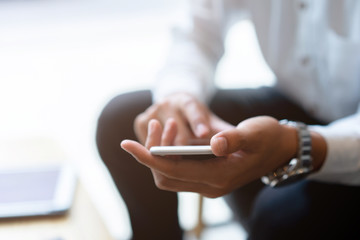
[0,137,114,240]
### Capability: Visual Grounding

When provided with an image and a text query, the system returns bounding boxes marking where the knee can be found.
[96,94,128,143]
[97,91,148,127]
[96,90,151,153]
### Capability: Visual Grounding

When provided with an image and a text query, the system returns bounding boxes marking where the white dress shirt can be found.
[153,0,360,185]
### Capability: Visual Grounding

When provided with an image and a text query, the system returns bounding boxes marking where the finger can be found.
[161,118,177,146]
[209,114,235,133]
[179,98,210,138]
[134,104,162,144]
[210,129,247,156]
[134,113,149,144]
[173,113,194,145]
[121,139,157,165]
[145,119,163,149]
[122,139,226,186]
[188,138,211,145]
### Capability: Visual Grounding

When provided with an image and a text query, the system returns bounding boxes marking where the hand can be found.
[134,92,233,145]
[121,116,298,198]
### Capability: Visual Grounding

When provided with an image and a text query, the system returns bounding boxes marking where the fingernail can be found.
[214,137,227,153]
[196,123,208,137]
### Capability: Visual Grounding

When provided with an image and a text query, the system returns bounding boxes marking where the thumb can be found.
[210,129,246,156]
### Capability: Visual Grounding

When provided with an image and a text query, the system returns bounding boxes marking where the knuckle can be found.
[134,114,146,128]
[181,95,196,108]
[134,114,150,142]
[134,105,159,129]
[157,100,170,109]
[134,115,147,133]
[144,104,159,118]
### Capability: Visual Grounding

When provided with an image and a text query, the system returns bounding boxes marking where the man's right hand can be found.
[134,92,233,145]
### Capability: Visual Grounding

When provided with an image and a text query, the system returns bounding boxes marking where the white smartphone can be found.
[0,165,77,219]
[150,145,213,156]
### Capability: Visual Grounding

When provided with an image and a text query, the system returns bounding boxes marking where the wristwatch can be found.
[261,120,313,187]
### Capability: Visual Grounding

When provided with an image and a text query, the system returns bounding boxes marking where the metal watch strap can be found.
[261,120,313,187]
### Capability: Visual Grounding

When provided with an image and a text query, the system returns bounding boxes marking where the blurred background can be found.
[0,0,274,239]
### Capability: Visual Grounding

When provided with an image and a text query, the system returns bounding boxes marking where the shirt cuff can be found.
[307,117,360,184]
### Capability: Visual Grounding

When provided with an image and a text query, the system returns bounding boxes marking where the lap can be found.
[210,87,323,125]
[248,180,360,240]
[98,87,359,238]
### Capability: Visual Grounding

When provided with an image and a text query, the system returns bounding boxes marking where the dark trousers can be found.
[96,87,360,240]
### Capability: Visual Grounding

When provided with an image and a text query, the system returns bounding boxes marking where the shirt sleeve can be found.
[308,104,360,185]
[152,0,247,103]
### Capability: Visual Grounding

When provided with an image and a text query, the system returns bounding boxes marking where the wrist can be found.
[262,120,315,187]
[281,122,327,171]
[310,131,327,171]
[280,123,298,166]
